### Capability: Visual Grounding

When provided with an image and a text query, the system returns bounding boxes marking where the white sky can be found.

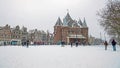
[0,0,107,39]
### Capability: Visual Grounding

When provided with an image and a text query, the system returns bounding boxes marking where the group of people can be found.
[69,39,117,51]
[104,39,117,51]
[22,40,29,48]
[70,41,79,47]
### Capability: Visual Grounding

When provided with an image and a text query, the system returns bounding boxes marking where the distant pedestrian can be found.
[61,41,64,47]
[27,40,29,48]
[70,42,73,47]
[76,41,78,47]
[111,39,117,51]
[104,41,108,50]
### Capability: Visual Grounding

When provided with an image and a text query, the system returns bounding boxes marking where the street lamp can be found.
[76,27,78,42]
[76,27,80,42]
[61,27,63,45]
[104,31,106,41]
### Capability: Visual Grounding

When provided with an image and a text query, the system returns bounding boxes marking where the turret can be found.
[78,18,83,27]
[55,17,63,26]
[82,17,87,28]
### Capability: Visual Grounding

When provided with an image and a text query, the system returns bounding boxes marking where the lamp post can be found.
[75,27,79,47]
[104,31,106,41]
[3,30,5,45]
[76,27,79,42]
[100,32,103,44]
[61,27,63,45]
[76,28,78,42]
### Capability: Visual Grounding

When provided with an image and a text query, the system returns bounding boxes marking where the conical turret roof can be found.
[55,17,63,26]
[78,18,83,27]
[63,12,74,26]
[64,12,72,21]
[83,17,87,27]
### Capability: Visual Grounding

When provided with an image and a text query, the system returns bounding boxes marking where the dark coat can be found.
[104,41,108,46]
[112,40,116,46]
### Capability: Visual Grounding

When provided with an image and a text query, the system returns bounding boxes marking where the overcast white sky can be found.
[0,0,108,39]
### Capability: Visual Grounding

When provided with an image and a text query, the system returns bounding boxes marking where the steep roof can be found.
[82,18,87,28]
[55,17,63,26]
[55,12,88,28]
[78,19,83,27]
[63,12,74,27]
[64,12,73,22]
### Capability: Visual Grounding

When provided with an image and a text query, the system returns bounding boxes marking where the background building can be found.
[11,25,22,45]
[54,12,88,45]
[28,29,53,45]
[21,26,28,45]
[0,24,54,45]
[0,24,11,45]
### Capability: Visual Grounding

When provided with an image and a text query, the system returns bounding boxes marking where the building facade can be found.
[11,25,22,45]
[54,12,88,45]
[28,29,54,45]
[28,29,49,45]
[0,24,11,45]
[21,26,28,45]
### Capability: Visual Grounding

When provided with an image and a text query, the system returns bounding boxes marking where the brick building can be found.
[0,24,11,45]
[54,12,88,45]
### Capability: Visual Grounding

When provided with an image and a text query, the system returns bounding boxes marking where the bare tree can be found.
[97,0,120,44]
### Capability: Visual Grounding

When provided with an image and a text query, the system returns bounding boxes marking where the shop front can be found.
[67,34,86,45]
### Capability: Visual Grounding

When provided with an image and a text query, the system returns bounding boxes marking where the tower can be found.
[54,17,63,44]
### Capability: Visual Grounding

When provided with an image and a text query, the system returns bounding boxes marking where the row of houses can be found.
[0,24,53,45]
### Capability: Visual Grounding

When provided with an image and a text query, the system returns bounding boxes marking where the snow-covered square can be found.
[0,45,120,68]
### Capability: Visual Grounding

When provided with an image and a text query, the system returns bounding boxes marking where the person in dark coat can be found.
[70,41,73,47]
[61,41,64,47]
[76,41,78,47]
[111,39,117,51]
[26,40,29,48]
[104,41,108,50]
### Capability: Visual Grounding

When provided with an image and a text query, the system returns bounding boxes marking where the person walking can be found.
[61,41,64,47]
[26,40,29,48]
[76,41,78,47]
[104,41,108,50]
[111,39,117,51]
[70,41,73,47]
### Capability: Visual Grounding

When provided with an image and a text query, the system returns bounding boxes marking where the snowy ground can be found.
[0,45,120,68]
